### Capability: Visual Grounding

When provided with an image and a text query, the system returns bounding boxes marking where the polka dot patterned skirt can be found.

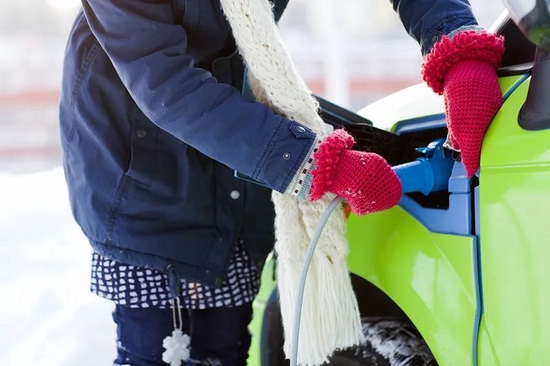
[90,241,261,309]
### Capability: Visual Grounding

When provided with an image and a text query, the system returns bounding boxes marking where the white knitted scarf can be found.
[219,1,363,364]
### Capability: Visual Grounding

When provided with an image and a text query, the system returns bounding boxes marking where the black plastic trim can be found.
[315,94,373,126]
[495,17,537,72]
[498,62,533,76]
[519,48,550,130]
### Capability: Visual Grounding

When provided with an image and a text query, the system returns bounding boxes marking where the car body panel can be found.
[249,254,277,366]
[346,208,476,365]
[477,76,550,365]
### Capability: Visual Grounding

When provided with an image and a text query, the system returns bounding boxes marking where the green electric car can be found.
[248,1,550,365]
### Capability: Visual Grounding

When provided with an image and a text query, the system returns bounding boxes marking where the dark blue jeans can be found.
[112,304,253,366]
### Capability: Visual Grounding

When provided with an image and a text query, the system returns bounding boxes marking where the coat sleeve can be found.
[80,0,316,193]
[389,0,479,55]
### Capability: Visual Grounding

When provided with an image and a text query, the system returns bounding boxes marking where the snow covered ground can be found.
[0,168,115,365]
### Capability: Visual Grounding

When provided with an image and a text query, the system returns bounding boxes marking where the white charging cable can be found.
[289,196,345,366]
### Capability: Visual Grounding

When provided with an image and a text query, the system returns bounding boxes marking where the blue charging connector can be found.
[393,138,454,195]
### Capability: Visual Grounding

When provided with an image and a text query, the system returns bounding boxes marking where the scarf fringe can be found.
[275,195,364,366]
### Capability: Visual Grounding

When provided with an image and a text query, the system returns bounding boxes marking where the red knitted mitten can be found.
[309,129,402,216]
[422,31,505,177]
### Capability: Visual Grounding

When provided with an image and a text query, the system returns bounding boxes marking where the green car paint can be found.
[345,208,477,366]
[477,76,550,365]
[248,254,277,366]
[247,72,541,365]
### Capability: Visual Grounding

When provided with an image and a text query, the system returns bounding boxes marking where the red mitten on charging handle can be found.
[309,129,402,216]
[422,31,505,177]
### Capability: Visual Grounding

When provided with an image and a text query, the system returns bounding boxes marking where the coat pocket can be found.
[123,110,159,187]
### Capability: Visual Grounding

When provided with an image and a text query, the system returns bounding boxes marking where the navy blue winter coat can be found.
[59,0,478,286]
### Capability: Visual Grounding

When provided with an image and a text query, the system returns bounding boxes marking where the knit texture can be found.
[422,31,504,177]
[310,129,402,215]
[219,0,363,364]
[309,129,356,200]
[422,31,504,95]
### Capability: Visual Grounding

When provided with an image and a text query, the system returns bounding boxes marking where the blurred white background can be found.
[0,0,505,173]
[0,0,505,365]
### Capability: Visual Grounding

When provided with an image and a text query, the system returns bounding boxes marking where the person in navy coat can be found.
[59,0,503,364]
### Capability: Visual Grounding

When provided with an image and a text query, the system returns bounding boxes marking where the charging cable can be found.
[289,195,345,366]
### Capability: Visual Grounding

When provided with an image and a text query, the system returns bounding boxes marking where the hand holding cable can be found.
[306,129,402,215]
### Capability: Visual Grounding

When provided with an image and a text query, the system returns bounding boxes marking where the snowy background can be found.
[0,0,505,365]
[0,169,116,365]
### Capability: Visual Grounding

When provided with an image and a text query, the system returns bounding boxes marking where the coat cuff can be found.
[285,138,321,201]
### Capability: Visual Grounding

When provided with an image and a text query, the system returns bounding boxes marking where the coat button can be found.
[137,129,147,138]
[230,190,240,199]
[296,126,305,133]
[215,278,223,286]
[283,153,291,160]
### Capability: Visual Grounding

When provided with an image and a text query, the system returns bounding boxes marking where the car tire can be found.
[326,317,437,366]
